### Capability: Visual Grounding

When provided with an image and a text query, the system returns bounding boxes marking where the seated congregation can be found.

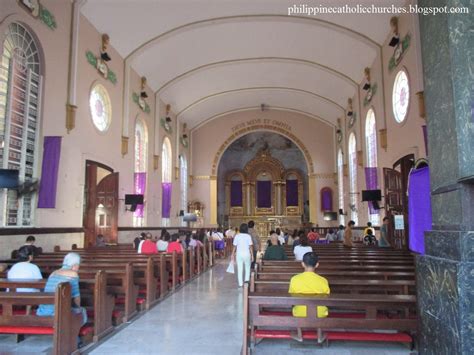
[227,221,416,353]
[0,232,221,354]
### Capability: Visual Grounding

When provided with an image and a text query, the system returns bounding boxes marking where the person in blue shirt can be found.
[37,252,87,325]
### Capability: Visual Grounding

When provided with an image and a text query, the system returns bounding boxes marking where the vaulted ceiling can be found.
[81,0,406,130]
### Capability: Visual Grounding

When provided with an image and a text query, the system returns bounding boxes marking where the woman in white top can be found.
[293,236,313,261]
[7,246,42,292]
[231,223,254,287]
[156,233,169,252]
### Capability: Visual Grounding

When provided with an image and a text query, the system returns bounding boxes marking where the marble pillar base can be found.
[416,230,474,354]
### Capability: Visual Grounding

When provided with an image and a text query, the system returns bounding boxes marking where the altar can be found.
[224,147,305,236]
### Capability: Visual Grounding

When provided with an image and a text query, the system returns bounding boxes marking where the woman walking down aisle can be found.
[231,223,254,287]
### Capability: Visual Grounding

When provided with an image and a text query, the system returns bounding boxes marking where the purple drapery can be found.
[161,182,172,218]
[408,166,432,254]
[364,167,378,214]
[134,172,146,217]
[230,180,243,207]
[422,125,428,156]
[257,181,272,208]
[286,180,298,206]
[321,188,332,211]
[38,137,61,208]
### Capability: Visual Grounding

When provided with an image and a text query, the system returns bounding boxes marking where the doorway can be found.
[383,154,415,249]
[83,161,119,247]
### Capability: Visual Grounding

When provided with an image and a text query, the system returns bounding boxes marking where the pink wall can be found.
[190,109,337,226]
[337,4,426,226]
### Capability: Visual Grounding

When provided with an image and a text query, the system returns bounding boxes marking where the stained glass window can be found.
[348,133,358,225]
[365,109,379,225]
[180,155,188,226]
[337,149,345,225]
[161,137,172,226]
[89,83,111,132]
[133,117,147,227]
[392,69,410,123]
[0,23,42,226]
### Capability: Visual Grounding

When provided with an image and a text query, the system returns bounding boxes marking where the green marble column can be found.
[417,0,473,353]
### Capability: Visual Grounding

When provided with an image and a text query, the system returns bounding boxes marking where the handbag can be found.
[226,261,235,274]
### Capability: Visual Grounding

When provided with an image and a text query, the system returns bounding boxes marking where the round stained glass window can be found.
[392,69,410,123]
[89,83,111,132]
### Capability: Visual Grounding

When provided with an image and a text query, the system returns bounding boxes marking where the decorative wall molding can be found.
[65,103,77,133]
[309,173,335,179]
[153,155,159,170]
[388,33,411,72]
[379,129,388,151]
[85,50,117,85]
[132,92,150,114]
[194,175,211,180]
[17,0,57,30]
[121,136,129,156]
[363,83,377,107]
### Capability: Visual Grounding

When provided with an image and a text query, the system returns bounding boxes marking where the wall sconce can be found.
[389,17,400,47]
[363,68,371,91]
[165,104,171,122]
[100,34,111,62]
[347,98,353,116]
[140,76,148,98]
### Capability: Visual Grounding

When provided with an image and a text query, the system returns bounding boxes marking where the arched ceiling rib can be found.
[81,1,405,130]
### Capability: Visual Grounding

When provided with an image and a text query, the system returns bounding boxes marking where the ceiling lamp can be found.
[363,67,371,91]
[140,77,148,98]
[389,17,400,47]
[100,34,111,62]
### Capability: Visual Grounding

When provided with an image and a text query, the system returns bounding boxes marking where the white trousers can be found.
[236,253,251,286]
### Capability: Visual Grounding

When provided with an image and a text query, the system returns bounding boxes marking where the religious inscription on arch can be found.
[212,120,314,176]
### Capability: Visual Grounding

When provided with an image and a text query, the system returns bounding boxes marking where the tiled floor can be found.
[0,260,413,354]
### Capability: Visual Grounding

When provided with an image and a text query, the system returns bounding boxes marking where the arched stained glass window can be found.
[161,137,172,226]
[179,155,188,226]
[365,109,380,225]
[133,117,148,227]
[337,149,345,225]
[348,133,358,225]
[0,23,42,226]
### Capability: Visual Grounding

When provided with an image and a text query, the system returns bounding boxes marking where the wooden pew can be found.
[0,282,82,355]
[0,271,114,342]
[256,270,415,281]
[242,284,417,354]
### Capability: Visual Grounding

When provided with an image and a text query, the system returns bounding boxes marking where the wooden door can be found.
[83,162,118,247]
[384,168,405,249]
[95,172,119,244]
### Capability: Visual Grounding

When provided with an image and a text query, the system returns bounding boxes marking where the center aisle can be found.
[88,259,411,355]
[89,259,244,355]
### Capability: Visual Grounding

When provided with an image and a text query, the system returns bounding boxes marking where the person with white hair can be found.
[37,252,87,325]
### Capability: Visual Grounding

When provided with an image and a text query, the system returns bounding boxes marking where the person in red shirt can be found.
[141,235,158,254]
[307,228,320,243]
[167,233,184,254]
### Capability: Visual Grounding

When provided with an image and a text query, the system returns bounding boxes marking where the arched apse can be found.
[217,131,308,225]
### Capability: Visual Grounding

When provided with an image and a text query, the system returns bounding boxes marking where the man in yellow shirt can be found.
[288,251,330,342]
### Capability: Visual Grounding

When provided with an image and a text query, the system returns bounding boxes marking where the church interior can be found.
[0,0,472,354]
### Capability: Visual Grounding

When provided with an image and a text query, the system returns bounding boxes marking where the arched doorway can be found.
[83,161,119,247]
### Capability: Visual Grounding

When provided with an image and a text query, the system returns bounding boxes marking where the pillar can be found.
[417,1,473,353]
[308,175,318,224]
[210,176,217,226]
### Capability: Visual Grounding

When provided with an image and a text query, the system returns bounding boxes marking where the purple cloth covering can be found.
[257,181,272,208]
[408,166,432,255]
[38,137,61,208]
[364,167,378,214]
[162,182,172,218]
[134,172,146,217]
[286,180,298,206]
[230,180,243,207]
[321,188,332,211]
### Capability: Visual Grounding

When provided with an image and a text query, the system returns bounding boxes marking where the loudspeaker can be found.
[179,210,185,217]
